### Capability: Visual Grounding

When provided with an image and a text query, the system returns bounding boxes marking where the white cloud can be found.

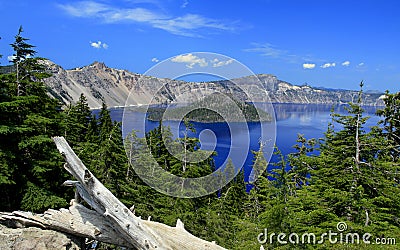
[108,7,163,23]
[60,1,109,17]
[342,61,350,66]
[151,14,234,37]
[211,58,234,67]
[7,54,32,62]
[245,42,323,64]
[303,63,316,69]
[244,43,288,58]
[321,62,336,69]
[171,53,208,68]
[151,57,159,62]
[356,62,367,72]
[7,55,16,61]
[91,41,101,48]
[181,0,189,8]
[59,1,236,37]
[127,0,162,6]
[90,41,108,49]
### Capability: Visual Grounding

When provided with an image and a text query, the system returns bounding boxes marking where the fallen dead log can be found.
[0,202,132,247]
[0,136,226,249]
[54,136,226,249]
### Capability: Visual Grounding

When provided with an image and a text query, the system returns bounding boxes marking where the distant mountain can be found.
[0,65,15,74]
[39,60,385,109]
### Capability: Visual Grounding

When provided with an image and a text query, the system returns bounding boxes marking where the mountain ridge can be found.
[39,60,385,109]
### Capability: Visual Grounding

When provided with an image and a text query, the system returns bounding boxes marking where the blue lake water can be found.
[106,104,382,183]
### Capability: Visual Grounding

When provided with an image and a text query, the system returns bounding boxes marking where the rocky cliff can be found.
[42,61,385,109]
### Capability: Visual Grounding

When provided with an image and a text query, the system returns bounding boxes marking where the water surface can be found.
[106,104,382,183]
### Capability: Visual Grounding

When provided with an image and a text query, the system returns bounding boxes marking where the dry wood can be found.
[1,137,226,249]
[51,136,226,250]
[1,202,133,247]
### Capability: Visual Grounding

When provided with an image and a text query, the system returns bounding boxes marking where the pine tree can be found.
[10,26,36,97]
[86,113,99,143]
[98,102,113,141]
[205,160,247,248]
[313,83,375,222]
[297,84,400,242]
[376,91,400,162]
[64,93,92,145]
[67,100,129,198]
[123,123,226,246]
[256,147,293,240]
[96,121,128,197]
[0,27,68,212]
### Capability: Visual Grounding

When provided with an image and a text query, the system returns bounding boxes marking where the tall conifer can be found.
[0,27,67,212]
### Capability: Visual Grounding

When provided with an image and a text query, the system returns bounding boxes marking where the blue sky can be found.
[0,0,399,92]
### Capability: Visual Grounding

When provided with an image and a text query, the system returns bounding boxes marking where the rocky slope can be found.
[42,60,385,109]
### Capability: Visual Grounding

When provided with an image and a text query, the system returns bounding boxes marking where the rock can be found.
[41,60,385,109]
[0,224,83,250]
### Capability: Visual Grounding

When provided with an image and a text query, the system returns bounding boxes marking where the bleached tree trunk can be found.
[51,136,225,250]
[0,137,227,250]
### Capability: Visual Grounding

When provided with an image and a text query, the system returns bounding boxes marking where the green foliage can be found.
[21,181,67,211]
[65,99,130,198]
[376,91,400,162]
[10,26,36,64]
[309,85,400,232]
[63,93,92,145]
[144,121,215,179]
[0,26,68,212]
[230,85,400,249]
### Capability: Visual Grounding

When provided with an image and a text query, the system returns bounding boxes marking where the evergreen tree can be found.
[66,100,129,198]
[86,113,99,143]
[376,91,400,162]
[122,122,228,246]
[10,26,36,97]
[0,27,68,212]
[313,84,378,223]
[294,84,400,246]
[96,121,128,197]
[64,93,92,145]
[205,160,247,248]
[255,147,293,245]
[98,102,113,141]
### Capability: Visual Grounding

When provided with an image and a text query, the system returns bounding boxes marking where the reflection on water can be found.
[272,104,381,163]
[272,103,379,121]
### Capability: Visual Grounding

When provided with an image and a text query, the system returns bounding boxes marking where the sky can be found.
[0,0,399,92]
